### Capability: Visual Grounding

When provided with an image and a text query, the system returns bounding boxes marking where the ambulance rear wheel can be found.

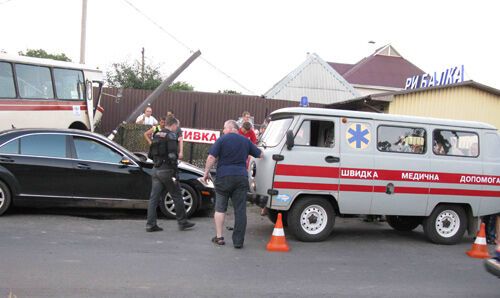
[386,216,422,232]
[423,205,467,245]
[288,197,335,242]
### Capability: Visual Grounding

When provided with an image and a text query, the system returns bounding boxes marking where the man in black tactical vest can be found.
[146,116,195,232]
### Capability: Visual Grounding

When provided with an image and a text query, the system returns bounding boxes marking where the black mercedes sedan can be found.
[0,128,214,217]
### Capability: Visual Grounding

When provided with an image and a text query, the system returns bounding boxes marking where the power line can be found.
[122,0,256,95]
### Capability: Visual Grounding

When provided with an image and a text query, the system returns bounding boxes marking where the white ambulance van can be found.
[248,107,500,244]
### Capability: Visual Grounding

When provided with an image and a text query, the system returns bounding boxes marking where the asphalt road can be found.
[0,207,498,298]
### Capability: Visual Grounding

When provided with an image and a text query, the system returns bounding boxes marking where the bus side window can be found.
[16,64,54,99]
[0,62,16,98]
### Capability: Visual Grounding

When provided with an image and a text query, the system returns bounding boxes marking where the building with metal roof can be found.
[326,80,500,129]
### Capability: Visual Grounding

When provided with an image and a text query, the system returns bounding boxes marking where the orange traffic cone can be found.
[466,223,491,259]
[266,213,290,252]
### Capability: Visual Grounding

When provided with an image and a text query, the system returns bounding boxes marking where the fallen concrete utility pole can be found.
[108,50,201,140]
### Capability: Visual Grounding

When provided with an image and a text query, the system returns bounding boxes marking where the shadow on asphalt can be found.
[6,206,213,220]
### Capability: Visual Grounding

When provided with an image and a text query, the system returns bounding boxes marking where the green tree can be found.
[106,61,163,90]
[19,49,72,62]
[168,81,194,91]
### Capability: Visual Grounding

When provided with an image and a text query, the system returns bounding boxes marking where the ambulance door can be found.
[371,124,430,216]
[338,118,375,214]
[479,131,500,215]
[273,116,340,209]
[428,128,483,216]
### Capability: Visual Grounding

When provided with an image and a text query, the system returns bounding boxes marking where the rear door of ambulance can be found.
[272,115,340,209]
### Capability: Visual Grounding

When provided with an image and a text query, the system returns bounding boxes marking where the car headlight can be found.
[197,177,214,189]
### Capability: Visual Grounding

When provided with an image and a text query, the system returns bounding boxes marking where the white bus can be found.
[0,53,104,131]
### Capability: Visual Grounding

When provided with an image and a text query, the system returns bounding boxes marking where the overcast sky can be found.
[1,0,499,95]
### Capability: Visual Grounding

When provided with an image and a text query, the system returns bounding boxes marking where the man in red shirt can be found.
[239,122,257,144]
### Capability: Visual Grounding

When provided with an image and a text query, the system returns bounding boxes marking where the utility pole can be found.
[79,0,88,64]
[108,50,202,140]
[141,47,145,83]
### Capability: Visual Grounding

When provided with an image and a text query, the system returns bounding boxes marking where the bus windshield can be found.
[259,117,293,148]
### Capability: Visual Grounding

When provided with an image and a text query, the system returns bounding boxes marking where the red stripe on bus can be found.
[275,164,339,178]
[0,103,104,113]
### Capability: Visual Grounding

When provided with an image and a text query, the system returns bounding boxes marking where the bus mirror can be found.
[86,80,93,101]
[286,130,294,150]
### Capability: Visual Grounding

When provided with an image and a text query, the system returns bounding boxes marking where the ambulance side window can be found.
[433,130,479,157]
[295,120,335,148]
[377,125,426,154]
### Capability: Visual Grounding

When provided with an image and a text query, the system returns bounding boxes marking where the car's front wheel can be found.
[160,183,199,219]
[0,180,12,216]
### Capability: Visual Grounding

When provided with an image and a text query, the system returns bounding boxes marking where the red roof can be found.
[329,54,425,89]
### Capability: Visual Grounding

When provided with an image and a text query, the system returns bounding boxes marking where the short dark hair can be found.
[242,111,250,117]
[166,116,178,127]
[159,116,166,121]
[242,122,252,131]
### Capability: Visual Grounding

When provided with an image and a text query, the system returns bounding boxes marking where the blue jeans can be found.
[146,167,187,227]
[215,175,249,246]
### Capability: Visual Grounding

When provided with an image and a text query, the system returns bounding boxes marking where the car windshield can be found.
[259,117,293,147]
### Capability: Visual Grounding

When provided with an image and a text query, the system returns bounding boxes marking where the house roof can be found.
[328,45,425,89]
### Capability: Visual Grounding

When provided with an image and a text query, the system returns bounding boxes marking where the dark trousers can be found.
[215,175,249,246]
[146,167,187,227]
[483,215,497,242]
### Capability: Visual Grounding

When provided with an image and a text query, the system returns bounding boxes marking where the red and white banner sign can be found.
[182,128,220,144]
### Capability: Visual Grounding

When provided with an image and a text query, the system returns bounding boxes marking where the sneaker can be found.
[179,221,195,231]
[146,225,163,232]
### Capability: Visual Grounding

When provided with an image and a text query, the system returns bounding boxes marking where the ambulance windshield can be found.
[259,117,293,148]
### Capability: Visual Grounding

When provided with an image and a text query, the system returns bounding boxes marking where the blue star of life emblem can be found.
[347,124,370,149]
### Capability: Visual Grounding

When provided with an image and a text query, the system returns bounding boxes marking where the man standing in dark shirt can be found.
[203,120,262,248]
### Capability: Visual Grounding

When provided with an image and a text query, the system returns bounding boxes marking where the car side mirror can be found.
[120,157,131,165]
[286,130,294,150]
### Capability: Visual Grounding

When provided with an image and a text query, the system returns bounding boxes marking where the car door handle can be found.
[77,163,91,170]
[325,156,340,163]
[0,156,14,163]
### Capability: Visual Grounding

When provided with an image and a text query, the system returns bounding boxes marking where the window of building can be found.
[53,68,84,100]
[0,139,19,154]
[74,137,123,164]
[433,130,479,157]
[377,125,426,154]
[294,120,335,148]
[20,134,66,158]
[0,62,16,98]
[16,64,54,99]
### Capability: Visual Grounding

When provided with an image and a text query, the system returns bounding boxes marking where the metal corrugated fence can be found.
[96,88,324,134]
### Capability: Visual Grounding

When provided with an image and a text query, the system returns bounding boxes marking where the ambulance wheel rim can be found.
[300,204,328,235]
[0,188,4,208]
[165,188,193,213]
[435,210,460,238]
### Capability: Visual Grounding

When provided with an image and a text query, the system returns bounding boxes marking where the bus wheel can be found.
[0,180,12,216]
[288,197,334,242]
[386,216,422,232]
[423,205,467,245]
